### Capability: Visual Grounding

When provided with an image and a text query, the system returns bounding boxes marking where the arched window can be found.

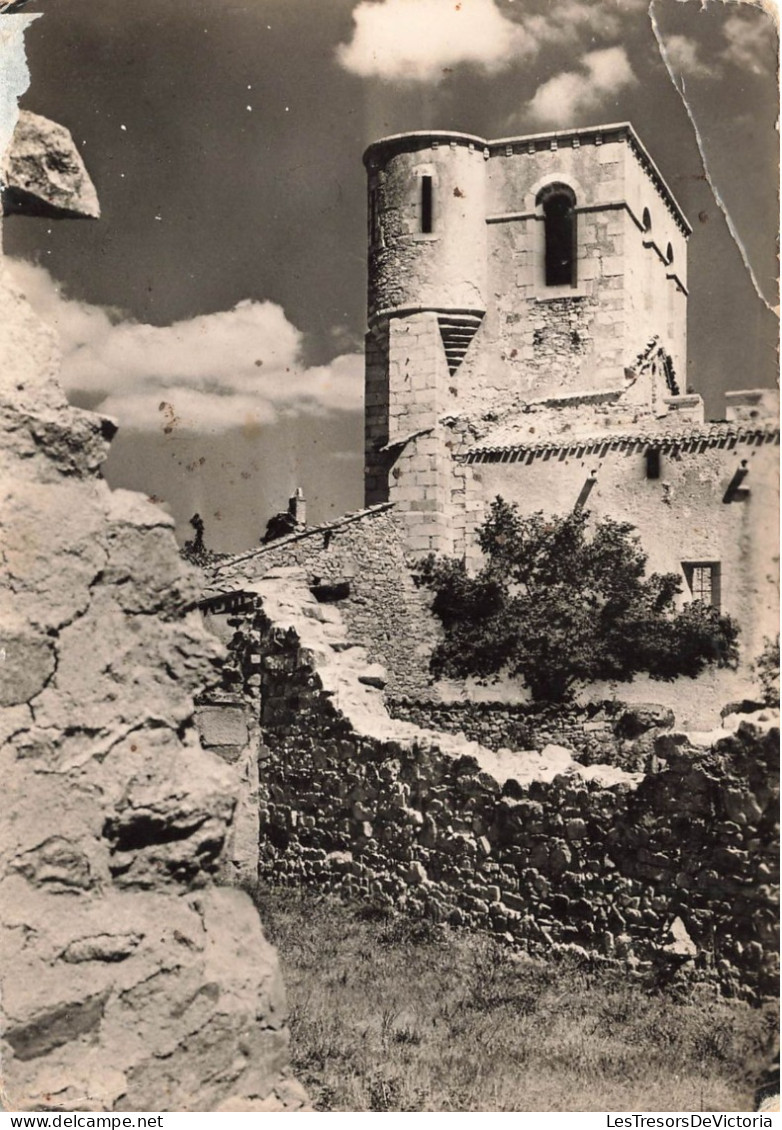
[537,184,577,287]
[666,242,674,265]
[642,207,652,233]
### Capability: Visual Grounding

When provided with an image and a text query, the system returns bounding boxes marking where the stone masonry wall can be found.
[387,698,676,771]
[209,504,440,697]
[225,571,778,1002]
[0,43,307,1110]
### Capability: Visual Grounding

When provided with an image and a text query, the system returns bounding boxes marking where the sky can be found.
[5,0,779,553]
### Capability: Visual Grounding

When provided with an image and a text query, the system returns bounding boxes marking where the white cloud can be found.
[523,0,641,50]
[662,34,713,80]
[336,0,648,84]
[721,9,775,76]
[526,46,637,127]
[10,259,364,434]
[336,0,531,81]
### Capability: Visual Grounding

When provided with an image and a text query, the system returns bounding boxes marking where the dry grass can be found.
[250,885,777,1113]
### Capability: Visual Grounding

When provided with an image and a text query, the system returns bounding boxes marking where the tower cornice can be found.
[363,122,691,236]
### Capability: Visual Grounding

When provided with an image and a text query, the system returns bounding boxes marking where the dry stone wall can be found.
[209,504,440,697]
[224,571,778,1002]
[388,698,676,771]
[0,48,307,1109]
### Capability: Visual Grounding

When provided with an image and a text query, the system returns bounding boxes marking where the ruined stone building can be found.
[213,123,778,721]
[362,124,778,663]
[193,124,778,1000]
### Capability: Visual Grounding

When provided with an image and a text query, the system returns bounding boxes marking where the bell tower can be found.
[363,124,692,554]
[363,131,489,554]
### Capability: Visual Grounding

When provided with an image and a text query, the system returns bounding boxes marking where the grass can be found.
[247,884,778,1113]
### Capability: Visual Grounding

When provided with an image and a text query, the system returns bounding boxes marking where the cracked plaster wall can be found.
[462,434,779,726]
[0,16,307,1112]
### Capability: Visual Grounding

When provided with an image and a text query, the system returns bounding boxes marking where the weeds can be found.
[247,884,776,1113]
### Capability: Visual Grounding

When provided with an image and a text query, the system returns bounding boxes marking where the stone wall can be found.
[225,571,778,1002]
[0,33,306,1109]
[208,503,440,697]
[363,126,687,418]
[456,428,779,728]
[388,698,676,771]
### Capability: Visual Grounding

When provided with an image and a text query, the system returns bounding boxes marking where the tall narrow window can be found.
[369,186,381,247]
[538,184,577,287]
[683,562,721,609]
[421,175,433,233]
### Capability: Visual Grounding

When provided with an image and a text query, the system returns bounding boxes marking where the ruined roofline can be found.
[462,422,780,462]
[363,122,691,236]
[210,501,395,573]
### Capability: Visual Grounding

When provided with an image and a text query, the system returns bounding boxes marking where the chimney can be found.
[288,486,306,528]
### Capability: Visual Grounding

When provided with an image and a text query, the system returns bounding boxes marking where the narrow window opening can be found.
[682,562,721,610]
[666,242,674,265]
[421,175,433,234]
[369,187,381,247]
[642,207,652,233]
[645,448,661,480]
[538,185,577,287]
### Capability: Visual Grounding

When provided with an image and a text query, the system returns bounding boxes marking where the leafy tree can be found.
[418,498,739,702]
[754,635,780,707]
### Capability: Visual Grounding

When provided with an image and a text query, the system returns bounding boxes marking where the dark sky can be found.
[5,0,778,552]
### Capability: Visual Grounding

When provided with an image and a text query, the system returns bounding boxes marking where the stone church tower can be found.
[362,124,778,666]
[363,124,693,552]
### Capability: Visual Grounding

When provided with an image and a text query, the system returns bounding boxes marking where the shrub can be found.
[754,635,780,707]
[418,499,739,702]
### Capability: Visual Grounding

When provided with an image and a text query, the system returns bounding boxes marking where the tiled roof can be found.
[461,422,780,462]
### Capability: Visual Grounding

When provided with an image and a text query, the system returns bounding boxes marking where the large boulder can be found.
[0,26,306,1110]
[616,702,675,739]
[2,109,100,218]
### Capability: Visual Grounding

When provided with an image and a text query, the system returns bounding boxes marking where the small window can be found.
[537,184,577,287]
[666,242,674,265]
[421,175,433,234]
[369,186,382,247]
[645,448,661,480]
[682,562,721,609]
[642,208,652,233]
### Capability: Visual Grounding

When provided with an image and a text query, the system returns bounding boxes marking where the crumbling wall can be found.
[0,37,307,1109]
[229,571,778,1001]
[209,504,440,697]
[387,698,676,771]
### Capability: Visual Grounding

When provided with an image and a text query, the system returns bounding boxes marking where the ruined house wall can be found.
[229,574,778,1001]
[209,505,440,696]
[0,39,306,1108]
[0,268,309,1113]
[386,698,675,771]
